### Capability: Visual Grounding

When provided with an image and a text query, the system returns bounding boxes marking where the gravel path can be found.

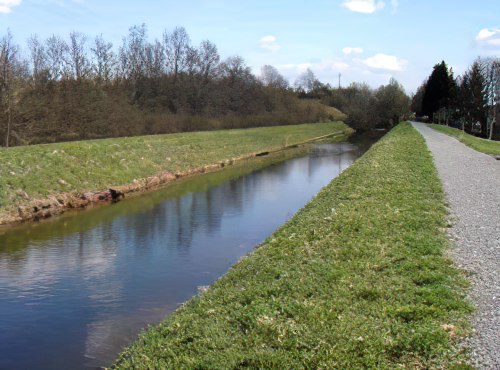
[412,122,500,369]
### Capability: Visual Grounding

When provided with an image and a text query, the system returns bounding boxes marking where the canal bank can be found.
[0,122,351,226]
[113,123,471,369]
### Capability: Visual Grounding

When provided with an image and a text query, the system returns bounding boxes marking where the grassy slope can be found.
[429,124,500,155]
[113,123,471,369]
[0,121,349,209]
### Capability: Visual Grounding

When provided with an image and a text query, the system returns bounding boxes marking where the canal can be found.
[0,132,382,369]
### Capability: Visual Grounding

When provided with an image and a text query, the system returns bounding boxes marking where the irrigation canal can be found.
[0,131,383,369]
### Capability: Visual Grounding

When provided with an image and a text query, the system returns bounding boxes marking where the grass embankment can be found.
[113,123,471,369]
[0,121,349,210]
[429,124,500,155]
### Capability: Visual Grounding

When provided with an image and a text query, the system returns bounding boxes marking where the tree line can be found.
[412,58,500,139]
[0,24,412,147]
[293,68,411,131]
[0,25,341,147]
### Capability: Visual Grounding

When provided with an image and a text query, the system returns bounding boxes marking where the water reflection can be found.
[0,141,366,370]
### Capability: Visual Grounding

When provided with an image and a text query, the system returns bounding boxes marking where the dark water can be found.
[0,135,380,369]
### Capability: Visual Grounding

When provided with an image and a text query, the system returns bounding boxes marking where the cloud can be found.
[259,35,281,51]
[341,0,384,14]
[476,28,500,47]
[0,0,21,13]
[391,0,399,11]
[362,53,407,71]
[343,47,364,55]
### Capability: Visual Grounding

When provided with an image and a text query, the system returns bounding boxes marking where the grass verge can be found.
[113,123,471,369]
[429,124,500,155]
[0,121,349,210]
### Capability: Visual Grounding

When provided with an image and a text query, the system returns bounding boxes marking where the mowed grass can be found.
[429,124,500,155]
[113,123,471,369]
[0,121,349,209]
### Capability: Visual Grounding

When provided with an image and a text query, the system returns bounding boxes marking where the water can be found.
[0,137,378,369]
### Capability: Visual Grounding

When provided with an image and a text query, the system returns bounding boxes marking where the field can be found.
[113,123,471,369]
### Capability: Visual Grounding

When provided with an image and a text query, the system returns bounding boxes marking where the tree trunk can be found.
[5,93,11,147]
[490,108,497,140]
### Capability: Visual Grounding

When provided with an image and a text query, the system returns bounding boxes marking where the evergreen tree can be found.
[421,61,456,118]
[459,61,487,134]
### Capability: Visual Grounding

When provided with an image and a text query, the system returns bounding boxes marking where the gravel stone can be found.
[412,122,500,369]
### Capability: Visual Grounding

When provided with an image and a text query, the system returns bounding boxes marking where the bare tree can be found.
[119,24,148,80]
[197,40,220,82]
[164,26,190,80]
[480,57,500,139]
[144,39,165,78]
[260,65,288,89]
[45,35,69,80]
[294,68,317,92]
[68,31,90,80]
[91,34,115,83]
[27,34,48,87]
[0,30,20,147]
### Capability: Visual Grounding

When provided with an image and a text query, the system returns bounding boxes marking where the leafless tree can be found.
[260,65,288,89]
[45,35,69,80]
[197,40,220,82]
[480,57,500,139]
[294,68,317,92]
[68,32,90,80]
[144,39,165,78]
[0,30,20,147]
[27,34,48,87]
[91,34,115,83]
[164,27,190,80]
[119,24,148,80]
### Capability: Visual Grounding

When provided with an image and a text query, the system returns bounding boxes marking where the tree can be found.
[91,34,115,83]
[458,61,487,134]
[294,68,317,92]
[45,34,69,80]
[144,39,165,78]
[0,30,21,147]
[411,81,426,117]
[68,32,90,80]
[27,34,48,87]
[164,26,190,81]
[480,58,500,139]
[341,83,376,131]
[119,24,148,81]
[260,65,288,89]
[197,40,220,82]
[374,78,410,127]
[422,61,456,119]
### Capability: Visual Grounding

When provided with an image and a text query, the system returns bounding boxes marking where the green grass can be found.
[113,123,471,369]
[0,121,350,209]
[429,124,500,155]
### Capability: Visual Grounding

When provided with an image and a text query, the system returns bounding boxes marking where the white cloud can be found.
[341,0,384,14]
[0,0,21,13]
[343,47,364,55]
[476,28,500,47]
[391,0,399,11]
[362,53,407,71]
[259,35,281,51]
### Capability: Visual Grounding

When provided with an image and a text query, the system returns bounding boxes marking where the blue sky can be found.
[1,0,499,93]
